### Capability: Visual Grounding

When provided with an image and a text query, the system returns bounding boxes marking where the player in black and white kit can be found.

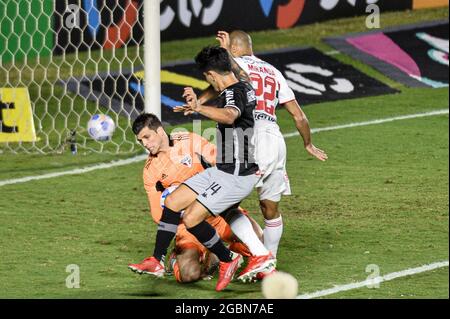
[141,46,275,292]
[214,31,328,279]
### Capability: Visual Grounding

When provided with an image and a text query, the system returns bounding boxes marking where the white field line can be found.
[284,109,449,138]
[297,260,449,299]
[0,154,148,187]
[0,109,448,187]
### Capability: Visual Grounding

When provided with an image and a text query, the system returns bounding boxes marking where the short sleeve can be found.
[223,87,246,117]
[234,57,249,73]
[275,68,296,104]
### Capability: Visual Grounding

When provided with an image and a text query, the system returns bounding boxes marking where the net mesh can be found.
[0,0,145,154]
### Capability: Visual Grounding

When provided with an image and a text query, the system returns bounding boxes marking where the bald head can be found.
[229,30,253,57]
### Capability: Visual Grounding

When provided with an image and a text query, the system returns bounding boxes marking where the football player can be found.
[128,113,263,283]
[210,30,328,280]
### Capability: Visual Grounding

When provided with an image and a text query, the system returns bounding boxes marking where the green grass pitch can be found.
[0,8,448,298]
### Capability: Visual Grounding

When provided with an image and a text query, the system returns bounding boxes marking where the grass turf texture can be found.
[0,8,448,298]
[0,111,447,298]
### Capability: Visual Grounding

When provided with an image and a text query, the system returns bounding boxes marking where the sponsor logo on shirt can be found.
[247,90,256,103]
[225,90,235,106]
[254,111,276,122]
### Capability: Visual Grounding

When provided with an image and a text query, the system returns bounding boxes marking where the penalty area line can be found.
[296,260,449,299]
[0,109,448,187]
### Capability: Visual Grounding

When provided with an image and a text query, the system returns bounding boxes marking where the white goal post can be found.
[144,0,161,119]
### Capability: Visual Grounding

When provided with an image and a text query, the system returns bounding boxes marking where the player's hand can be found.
[182,87,202,112]
[305,144,328,161]
[216,31,231,50]
[173,105,196,116]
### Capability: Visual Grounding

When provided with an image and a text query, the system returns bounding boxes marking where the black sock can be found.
[153,207,181,261]
[187,221,233,262]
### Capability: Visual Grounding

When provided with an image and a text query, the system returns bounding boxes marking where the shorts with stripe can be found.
[183,167,259,216]
[254,126,291,202]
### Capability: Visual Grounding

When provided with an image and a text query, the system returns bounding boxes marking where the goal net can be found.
[0,0,147,154]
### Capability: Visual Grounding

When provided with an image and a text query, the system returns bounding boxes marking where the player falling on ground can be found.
[128,113,262,283]
[211,30,328,279]
[135,46,275,291]
[164,206,263,283]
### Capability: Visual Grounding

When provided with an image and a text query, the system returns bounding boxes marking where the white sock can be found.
[263,216,283,257]
[228,213,269,256]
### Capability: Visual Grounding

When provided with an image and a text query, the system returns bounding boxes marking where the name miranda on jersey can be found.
[247,64,276,76]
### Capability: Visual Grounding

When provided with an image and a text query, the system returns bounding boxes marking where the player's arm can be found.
[230,57,251,83]
[196,60,250,106]
[199,135,217,166]
[189,132,217,167]
[143,170,164,224]
[216,30,231,51]
[195,105,239,125]
[216,30,251,84]
[283,99,328,161]
[198,85,218,105]
[176,87,240,125]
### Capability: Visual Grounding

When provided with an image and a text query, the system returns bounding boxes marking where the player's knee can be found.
[182,210,199,228]
[220,207,240,224]
[265,209,281,220]
[164,193,179,211]
[260,201,280,219]
[259,202,267,215]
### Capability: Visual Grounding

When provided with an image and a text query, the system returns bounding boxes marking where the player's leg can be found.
[128,184,198,276]
[182,200,242,291]
[257,136,289,258]
[183,200,236,263]
[259,198,283,258]
[193,170,276,284]
[218,209,270,279]
[142,171,211,276]
[164,184,198,212]
[182,168,270,290]
[229,207,277,282]
[247,214,264,242]
[221,207,265,256]
[229,217,262,257]
[151,184,197,263]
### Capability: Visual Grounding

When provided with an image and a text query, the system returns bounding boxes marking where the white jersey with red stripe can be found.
[234,55,293,201]
[234,55,295,130]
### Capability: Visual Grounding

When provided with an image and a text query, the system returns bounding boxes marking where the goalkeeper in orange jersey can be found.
[127,113,263,283]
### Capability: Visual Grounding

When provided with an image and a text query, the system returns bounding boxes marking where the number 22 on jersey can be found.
[249,72,279,118]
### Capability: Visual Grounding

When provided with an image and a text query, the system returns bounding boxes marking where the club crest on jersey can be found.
[180,155,192,167]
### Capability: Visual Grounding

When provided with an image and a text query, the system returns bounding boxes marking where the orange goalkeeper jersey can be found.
[143,131,216,224]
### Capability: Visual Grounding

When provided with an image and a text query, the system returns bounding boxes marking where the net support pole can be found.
[144,0,161,119]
